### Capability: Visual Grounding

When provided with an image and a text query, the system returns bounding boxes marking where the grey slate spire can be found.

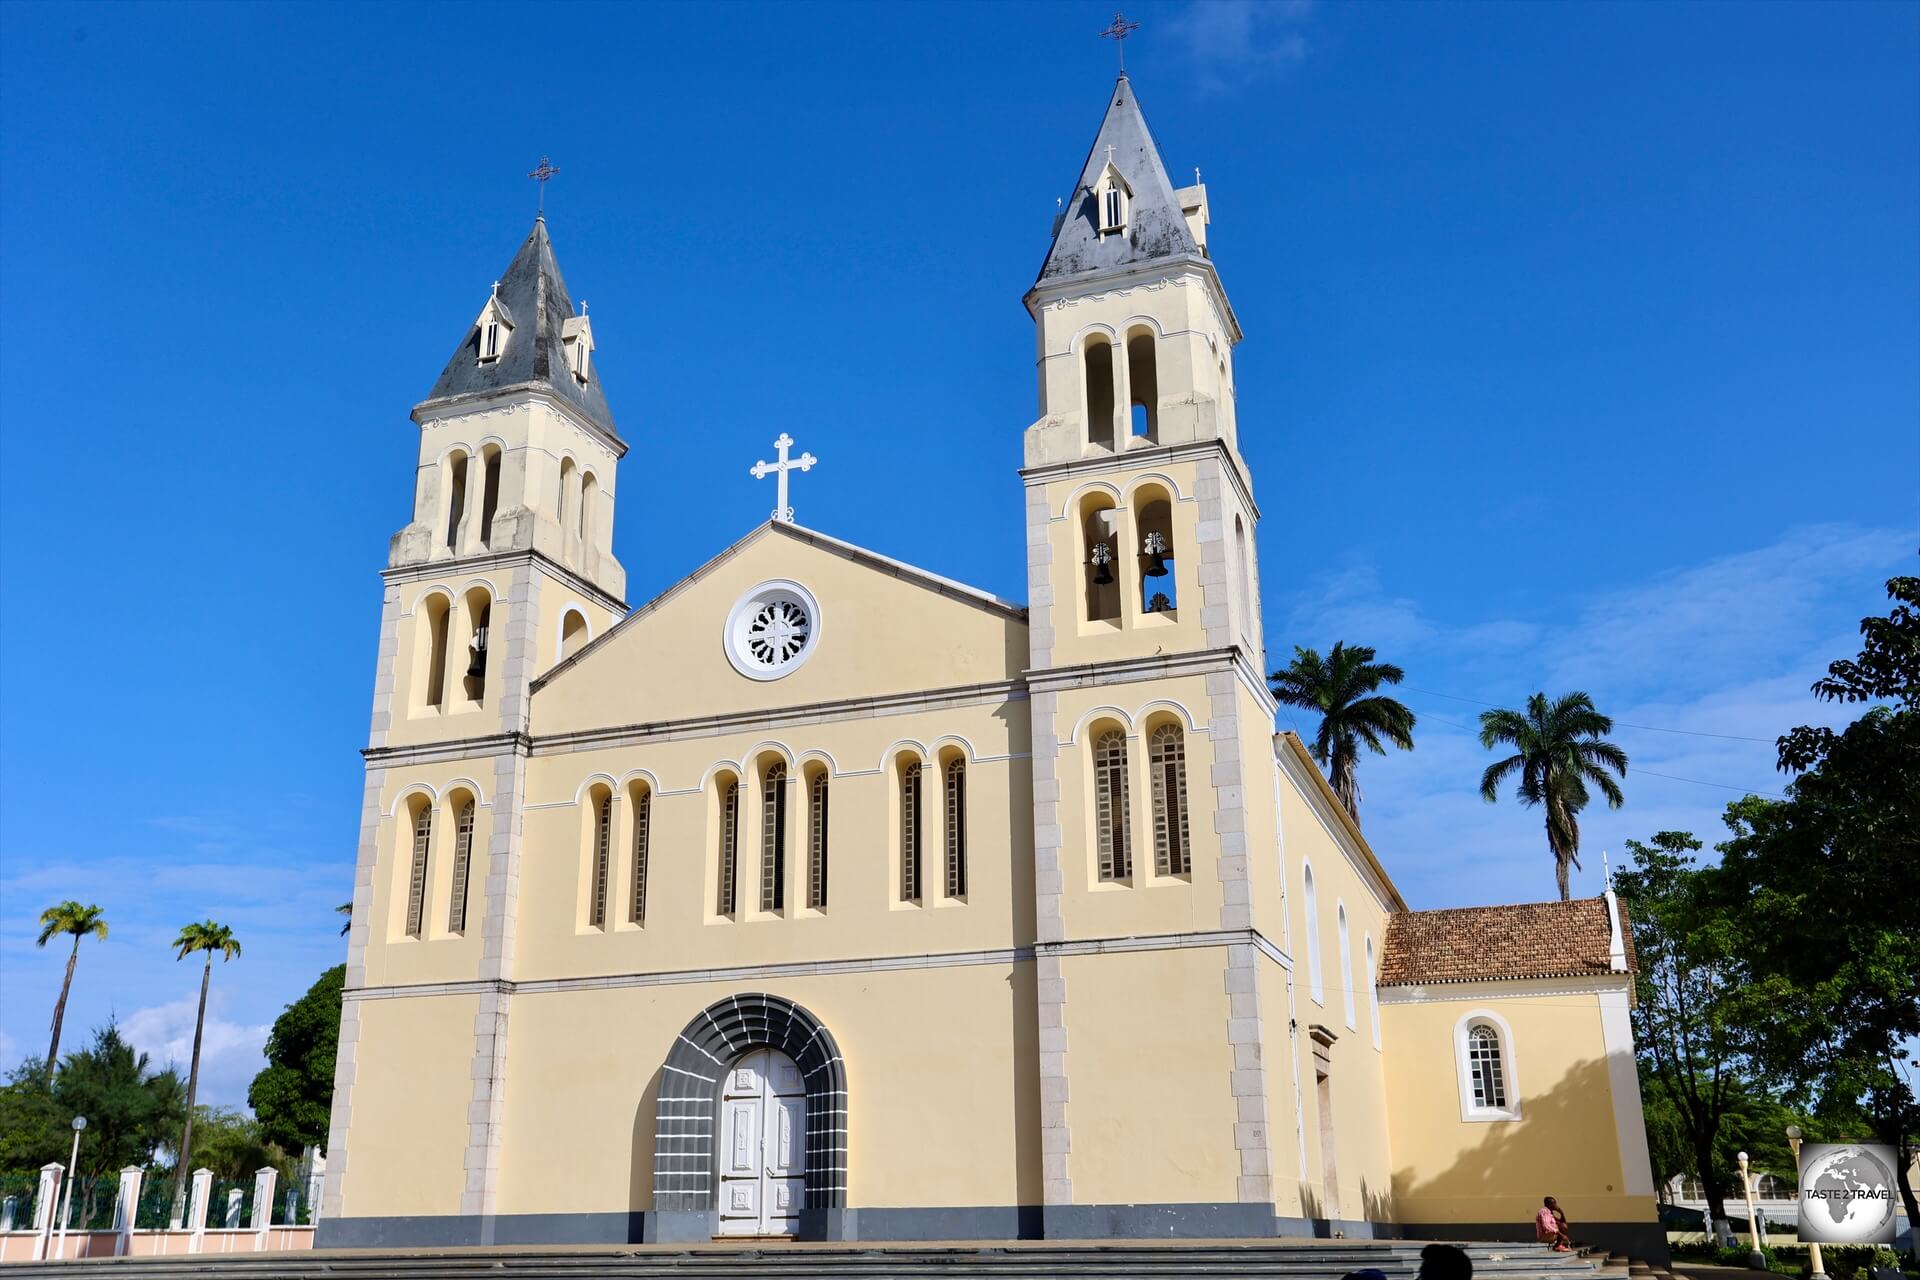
[423,217,620,441]
[1034,74,1201,289]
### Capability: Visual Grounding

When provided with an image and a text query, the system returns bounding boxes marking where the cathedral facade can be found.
[320,75,1661,1257]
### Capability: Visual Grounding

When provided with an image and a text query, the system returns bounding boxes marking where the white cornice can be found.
[412,385,629,460]
[1376,973,1632,1005]
[1020,437,1261,522]
[381,548,627,615]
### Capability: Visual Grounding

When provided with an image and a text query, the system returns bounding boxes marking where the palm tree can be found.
[1478,691,1629,901]
[337,902,352,936]
[169,920,242,1220]
[1269,642,1417,824]
[35,901,108,1077]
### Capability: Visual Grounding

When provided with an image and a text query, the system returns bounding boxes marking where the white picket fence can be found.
[0,1162,315,1263]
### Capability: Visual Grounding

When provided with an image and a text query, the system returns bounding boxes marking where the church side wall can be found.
[332,993,479,1222]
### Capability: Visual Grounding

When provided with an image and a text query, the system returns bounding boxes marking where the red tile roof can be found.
[1377,895,1635,986]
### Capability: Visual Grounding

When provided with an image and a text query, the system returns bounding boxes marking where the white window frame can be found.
[1337,901,1356,1030]
[1453,1009,1522,1122]
[1365,934,1381,1051]
[1303,861,1324,1005]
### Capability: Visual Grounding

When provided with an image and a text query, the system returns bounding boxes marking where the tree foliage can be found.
[187,1107,295,1182]
[1268,641,1416,824]
[34,901,108,1075]
[248,965,344,1155]
[1479,691,1628,900]
[0,1025,183,1182]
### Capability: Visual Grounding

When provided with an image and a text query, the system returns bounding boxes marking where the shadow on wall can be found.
[1390,1055,1664,1261]
[629,1068,661,1212]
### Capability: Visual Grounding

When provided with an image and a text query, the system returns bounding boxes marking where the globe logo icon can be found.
[1797,1143,1898,1245]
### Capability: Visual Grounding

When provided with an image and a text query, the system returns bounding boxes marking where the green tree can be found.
[0,1058,65,1175]
[48,1024,185,1224]
[167,921,241,1217]
[186,1107,294,1183]
[34,902,108,1077]
[1268,642,1417,824]
[248,965,343,1156]
[1715,575,1920,1239]
[1478,691,1628,900]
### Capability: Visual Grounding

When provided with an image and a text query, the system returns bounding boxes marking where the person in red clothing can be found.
[1536,1196,1573,1251]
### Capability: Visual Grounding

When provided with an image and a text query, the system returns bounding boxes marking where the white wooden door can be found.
[716,1049,806,1237]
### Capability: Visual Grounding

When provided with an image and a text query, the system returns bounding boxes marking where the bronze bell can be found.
[1142,532,1170,578]
[466,627,489,679]
[1089,541,1114,586]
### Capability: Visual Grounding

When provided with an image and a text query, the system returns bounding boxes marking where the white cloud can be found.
[123,994,270,1111]
[1168,0,1313,95]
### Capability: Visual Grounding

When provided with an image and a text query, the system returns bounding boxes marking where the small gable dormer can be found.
[562,309,594,383]
[474,288,515,364]
[1095,162,1131,238]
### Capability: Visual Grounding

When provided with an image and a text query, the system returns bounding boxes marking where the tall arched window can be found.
[560,609,590,661]
[479,447,502,548]
[1083,337,1116,451]
[462,590,491,704]
[588,789,612,929]
[558,457,577,537]
[944,757,967,899]
[1093,729,1132,881]
[444,452,469,551]
[629,784,651,925]
[807,770,829,910]
[1135,487,1177,615]
[900,761,922,903]
[717,779,739,916]
[1234,514,1254,646]
[760,762,787,912]
[1081,496,1121,624]
[1303,863,1323,1003]
[1337,902,1356,1029]
[1126,328,1158,442]
[1467,1025,1507,1109]
[1365,934,1381,1050]
[446,796,475,936]
[1148,723,1190,876]
[579,471,598,543]
[421,593,451,710]
[404,802,433,940]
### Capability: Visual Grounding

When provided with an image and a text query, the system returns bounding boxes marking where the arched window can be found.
[1365,934,1381,1050]
[446,796,475,936]
[587,788,612,929]
[560,609,590,661]
[717,778,739,916]
[1104,186,1124,232]
[1234,514,1254,647]
[760,762,788,912]
[629,784,651,925]
[1081,496,1121,624]
[579,471,598,543]
[479,447,502,548]
[404,801,433,940]
[900,761,922,903]
[1455,1012,1521,1120]
[558,457,577,536]
[1093,729,1132,881]
[1337,902,1356,1029]
[1148,723,1190,876]
[944,756,967,899]
[1303,863,1323,1003]
[1136,487,1177,615]
[807,769,829,910]
[1467,1025,1506,1109]
[1083,337,1116,451]
[421,593,451,710]
[1126,328,1157,442]
[444,452,469,551]
[462,589,490,704]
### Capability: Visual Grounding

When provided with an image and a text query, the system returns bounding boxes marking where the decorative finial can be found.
[528,155,560,216]
[580,300,589,316]
[1195,167,1202,185]
[750,432,819,524]
[1100,12,1141,73]
[1602,850,1613,889]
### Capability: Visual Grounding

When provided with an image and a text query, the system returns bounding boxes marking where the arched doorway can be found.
[718,1048,805,1236]
[652,993,847,1241]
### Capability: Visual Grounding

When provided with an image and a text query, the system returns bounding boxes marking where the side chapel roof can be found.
[1377,896,1637,987]
[422,217,620,442]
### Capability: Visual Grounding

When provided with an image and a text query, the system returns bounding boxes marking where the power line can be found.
[1400,686,1776,744]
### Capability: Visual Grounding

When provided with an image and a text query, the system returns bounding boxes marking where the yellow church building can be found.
[319,74,1662,1258]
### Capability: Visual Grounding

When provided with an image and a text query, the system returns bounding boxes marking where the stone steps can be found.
[0,1239,1607,1280]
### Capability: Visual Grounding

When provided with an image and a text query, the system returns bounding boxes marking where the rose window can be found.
[746,599,810,667]
[724,581,822,680]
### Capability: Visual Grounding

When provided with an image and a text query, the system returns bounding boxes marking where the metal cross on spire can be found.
[750,432,818,524]
[1100,12,1141,72]
[528,155,560,216]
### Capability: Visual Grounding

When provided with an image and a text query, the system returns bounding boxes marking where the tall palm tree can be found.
[1269,642,1417,824]
[169,920,242,1220]
[338,902,352,936]
[34,901,108,1077]
[1478,691,1629,901]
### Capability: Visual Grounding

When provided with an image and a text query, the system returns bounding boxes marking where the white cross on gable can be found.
[749,432,818,524]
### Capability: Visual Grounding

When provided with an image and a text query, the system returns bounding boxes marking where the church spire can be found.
[1032,75,1202,292]
[422,218,620,443]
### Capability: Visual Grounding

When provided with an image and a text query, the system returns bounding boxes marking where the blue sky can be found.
[0,1,1914,1107]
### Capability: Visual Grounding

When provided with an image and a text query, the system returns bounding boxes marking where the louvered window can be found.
[901,762,922,903]
[944,758,967,899]
[405,807,432,939]
[588,793,612,929]
[630,788,651,925]
[760,763,787,912]
[808,773,829,910]
[446,800,474,935]
[1148,724,1190,875]
[1094,730,1132,881]
[1468,1025,1507,1109]
[718,782,739,915]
